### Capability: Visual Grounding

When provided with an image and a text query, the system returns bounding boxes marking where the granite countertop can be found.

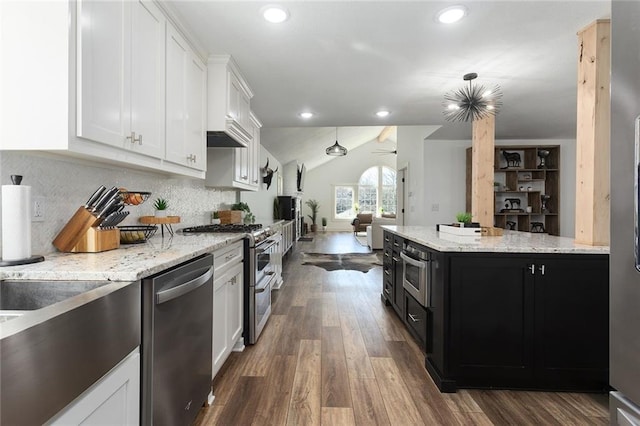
[383,226,609,254]
[0,233,245,281]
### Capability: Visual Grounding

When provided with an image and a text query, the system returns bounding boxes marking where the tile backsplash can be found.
[0,152,237,256]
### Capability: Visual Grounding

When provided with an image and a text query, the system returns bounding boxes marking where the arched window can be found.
[333,166,397,219]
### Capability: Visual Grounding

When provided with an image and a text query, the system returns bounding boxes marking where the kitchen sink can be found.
[0,279,111,311]
[1,279,141,425]
[0,280,112,322]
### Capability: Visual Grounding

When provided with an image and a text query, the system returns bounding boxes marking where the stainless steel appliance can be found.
[400,242,430,307]
[180,223,275,344]
[141,254,213,426]
[611,3,640,424]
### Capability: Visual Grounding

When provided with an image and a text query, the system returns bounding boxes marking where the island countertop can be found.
[0,233,245,281]
[382,226,609,254]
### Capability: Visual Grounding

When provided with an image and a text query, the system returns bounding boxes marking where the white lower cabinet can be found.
[47,348,140,426]
[212,242,244,378]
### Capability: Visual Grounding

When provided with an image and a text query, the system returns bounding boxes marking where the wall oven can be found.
[400,242,431,307]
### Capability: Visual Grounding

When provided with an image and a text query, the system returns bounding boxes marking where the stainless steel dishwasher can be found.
[141,254,213,426]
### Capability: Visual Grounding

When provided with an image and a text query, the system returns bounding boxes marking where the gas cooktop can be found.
[181,223,263,234]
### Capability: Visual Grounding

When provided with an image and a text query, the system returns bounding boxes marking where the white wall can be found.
[303,139,396,231]
[396,126,441,226]
[240,145,282,225]
[0,151,237,256]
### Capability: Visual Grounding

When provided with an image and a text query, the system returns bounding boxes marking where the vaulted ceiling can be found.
[168,1,610,168]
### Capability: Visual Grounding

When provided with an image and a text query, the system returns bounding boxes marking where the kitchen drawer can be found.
[213,240,244,276]
[393,235,404,253]
[383,247,392,267]
[405,292,427,351]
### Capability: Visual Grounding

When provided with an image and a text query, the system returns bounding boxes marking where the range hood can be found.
[206,129,249,148]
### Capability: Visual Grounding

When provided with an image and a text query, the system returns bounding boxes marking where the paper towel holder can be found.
[0,255,45,267]
[0,174,45,267]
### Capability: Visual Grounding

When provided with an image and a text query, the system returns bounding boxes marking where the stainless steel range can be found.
[181,223,276,344]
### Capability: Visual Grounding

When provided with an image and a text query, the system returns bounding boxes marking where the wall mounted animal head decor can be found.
[262,158,278,190]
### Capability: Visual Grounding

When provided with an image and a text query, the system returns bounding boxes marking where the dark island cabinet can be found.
[427,252,609,393]
[381,231,405,319]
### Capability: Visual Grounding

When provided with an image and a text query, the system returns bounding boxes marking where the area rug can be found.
[301,252,381,273]
[299,236,314,242]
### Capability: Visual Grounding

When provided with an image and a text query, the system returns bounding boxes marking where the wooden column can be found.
[471,115,495,227]
[575,19,610,246]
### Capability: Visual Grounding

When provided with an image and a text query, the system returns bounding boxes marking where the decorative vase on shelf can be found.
[155,210,167,218]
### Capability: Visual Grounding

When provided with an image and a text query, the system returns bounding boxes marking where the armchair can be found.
[351,213,373,234]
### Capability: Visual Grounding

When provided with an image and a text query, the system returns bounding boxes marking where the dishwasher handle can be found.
[156,266,213,305]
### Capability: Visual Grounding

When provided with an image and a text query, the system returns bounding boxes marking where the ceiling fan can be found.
[372,149,397,155]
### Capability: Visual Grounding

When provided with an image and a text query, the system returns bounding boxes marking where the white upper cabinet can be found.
[207,55,253,148]
[0,0,205,179]
[165,24,206,171]
[77,0,165,158]
[205,111,261,191]
[249,112,262,188]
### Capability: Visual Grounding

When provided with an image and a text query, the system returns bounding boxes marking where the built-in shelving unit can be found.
[466,145,560,235]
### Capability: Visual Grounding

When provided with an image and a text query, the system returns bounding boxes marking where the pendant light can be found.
[443,73,502,122]
[326,127,347,156]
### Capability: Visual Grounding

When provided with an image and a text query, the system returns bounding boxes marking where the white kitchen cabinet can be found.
[77,0,165,159]
[205,111,262,191]
[281,220,294,256]
[212,241,244,378]
[1,0,205,179]
[47,348,140,426]
[207,55,253,148]
[165,23,206,171]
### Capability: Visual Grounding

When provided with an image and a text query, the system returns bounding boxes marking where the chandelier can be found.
[325,127,347,156]
[443,73,502,122]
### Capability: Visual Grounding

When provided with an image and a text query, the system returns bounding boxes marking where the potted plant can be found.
[455,212,472,227]
[321,217,327,232]
[153,198,168,217]
[231,202,251,223]
[305,199,319,232]
[211,211,221,225]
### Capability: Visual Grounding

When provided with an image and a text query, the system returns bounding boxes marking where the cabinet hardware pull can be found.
[394,243,400,247]
[137,134,142,145]
[225,254,235,261]
[408,313,420,322]
[529,264,535,275]
[384,288,390,295]
[392,257,400,262]
[126,132,136,144]
[384,269,390,276]
[539,264,545,275]
[242,175,248,180]
[384,252,390,257]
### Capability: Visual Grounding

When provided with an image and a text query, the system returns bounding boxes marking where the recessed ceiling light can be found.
[262,5,289,23]
[299,112,313,119]
[376,110,390,118]
[436,5,467,24]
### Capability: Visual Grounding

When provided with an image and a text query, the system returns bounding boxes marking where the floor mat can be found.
[301,252,381,273]
[298,236,314,242]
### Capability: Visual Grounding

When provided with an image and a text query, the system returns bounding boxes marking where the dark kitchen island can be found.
[381,226,609,393]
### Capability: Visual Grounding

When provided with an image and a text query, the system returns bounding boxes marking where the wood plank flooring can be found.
[195,232,609,425]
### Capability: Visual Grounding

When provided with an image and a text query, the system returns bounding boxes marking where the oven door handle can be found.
[156,267,213,305]
[256,239,277,253]
[400,251,428,268]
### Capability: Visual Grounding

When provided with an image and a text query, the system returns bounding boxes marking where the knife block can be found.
[70,227,120,253]
[53,207,120,253]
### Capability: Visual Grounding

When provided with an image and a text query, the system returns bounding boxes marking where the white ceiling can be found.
[167,0,610,169]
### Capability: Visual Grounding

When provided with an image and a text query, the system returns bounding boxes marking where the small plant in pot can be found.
[305,199,319,233]
[211,211,221,225]
[154,198,168,217]
[321,217,327,232]
[455,212,480,228]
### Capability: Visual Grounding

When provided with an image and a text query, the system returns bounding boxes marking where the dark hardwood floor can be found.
[195,231,609,425]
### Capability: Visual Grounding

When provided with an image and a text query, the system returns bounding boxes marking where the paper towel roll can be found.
[2,185,32,261]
